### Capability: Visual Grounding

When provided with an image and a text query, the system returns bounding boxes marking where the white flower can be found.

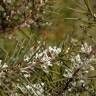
[90,66,95,71]
[84,70,89,73]
[38,53,43,57]
[81,42,92,54]
[47,61,52,66]
[24,74,30,78]
[80,80,85,83]
[48,46,61,55]
[75,54,81,63]
[93,14,96,17]
[32,83,44,95]
[68,88,72,92]
[72,82,76,86]
[0,60,2,65]
[24,56,30,62]
[48,46,53,52]
[63,72,72,78]
[65,47,70,53]
[35,53,39,59]
[2,63,8,68]
[56,48,61,54]
[26,85,32,89]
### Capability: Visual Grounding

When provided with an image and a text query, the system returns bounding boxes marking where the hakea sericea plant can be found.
[0,0,48,33]
[0,40,96,96]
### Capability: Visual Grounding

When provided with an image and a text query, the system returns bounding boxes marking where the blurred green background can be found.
[1,0,95,57]
[0,0,73,53]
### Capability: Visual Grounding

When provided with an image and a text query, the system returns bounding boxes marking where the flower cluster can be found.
[23,46,61,73]
[62,42,96,94]
[0,42,95,96]
[17,82,44,96]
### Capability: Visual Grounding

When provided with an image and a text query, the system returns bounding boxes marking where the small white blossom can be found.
[48,46,61,55]
[81,42,92,54]
[84,70,89,73]
[2,63,8,68]
[80,80,85,83]
[32,83,44,95]
[68,88,72,92]
[0,60,2,65]
[72,82,76,86]
[65,47,70,53]
[75,54,81,63]
[24,74,30,78]
[24,56,30,62]
[90,66,95,71]
[26,85,32,89]
[93,14,96,17]
[63,72,72,78]
[47,61,52,66]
